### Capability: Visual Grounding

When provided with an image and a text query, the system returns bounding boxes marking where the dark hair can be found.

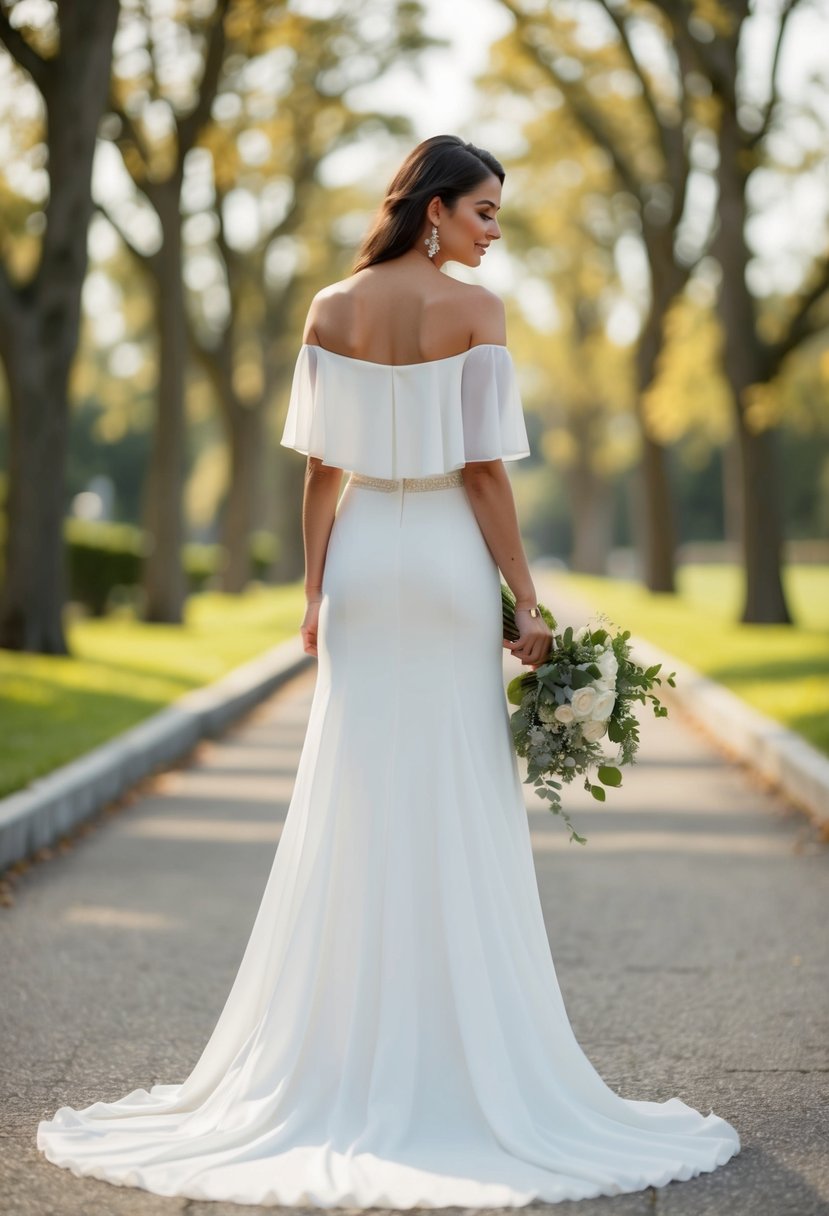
[351,135,504,273]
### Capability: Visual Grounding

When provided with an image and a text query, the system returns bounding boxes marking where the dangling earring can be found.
[425,224,440,258]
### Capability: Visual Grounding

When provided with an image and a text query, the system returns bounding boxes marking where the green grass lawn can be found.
[3,564,827,799]
[0,583,307,797]
[555,564,829,758]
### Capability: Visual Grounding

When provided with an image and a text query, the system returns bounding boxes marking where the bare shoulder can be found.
[302,276,364,344]
[445,280,506,347]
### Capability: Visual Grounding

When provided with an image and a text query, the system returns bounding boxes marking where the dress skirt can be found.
[37,473,740,1207]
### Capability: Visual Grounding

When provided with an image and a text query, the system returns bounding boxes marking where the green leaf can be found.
[506,674,533,705]
[597,765,622,787]
[538,665,560,688]
[589,784,606,801]
[607,718,624,743]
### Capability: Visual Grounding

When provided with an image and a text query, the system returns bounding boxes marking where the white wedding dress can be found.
[37,342,740,1207]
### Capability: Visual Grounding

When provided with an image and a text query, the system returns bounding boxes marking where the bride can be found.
[37,134,740,1207]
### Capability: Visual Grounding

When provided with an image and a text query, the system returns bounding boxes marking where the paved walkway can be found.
[1,576,827,1215]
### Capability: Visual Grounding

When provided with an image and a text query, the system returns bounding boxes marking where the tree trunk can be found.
[714,106,792,624]
[0,305,71,652]
[734,414,791,623]
[721,434,742,546]
[220,397,264,593]
[565,411,614,575]
[272,453,307,583]
[0,2,120,652]
[633,425,676,593]
[568,468,614,574]
[633,274,682,593]
[141,178,188,623]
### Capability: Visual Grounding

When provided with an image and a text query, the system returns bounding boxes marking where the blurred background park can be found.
[0,0,827,798]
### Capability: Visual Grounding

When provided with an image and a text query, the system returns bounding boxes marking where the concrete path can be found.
[1,577,827,1216]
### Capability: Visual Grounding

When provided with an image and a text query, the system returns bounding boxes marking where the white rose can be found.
[596,650,618,682]
[574,625,589,642]
[581,719,607,743]
[554,703,576,725]
[571,686,598,718]
[591,689,616,720]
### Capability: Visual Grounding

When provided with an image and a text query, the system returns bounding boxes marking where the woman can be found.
[37,135,740,1207]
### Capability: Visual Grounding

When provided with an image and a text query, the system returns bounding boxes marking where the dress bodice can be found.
[279,343,531,478]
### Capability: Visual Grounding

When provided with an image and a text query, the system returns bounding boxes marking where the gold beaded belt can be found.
[349,470,464,492]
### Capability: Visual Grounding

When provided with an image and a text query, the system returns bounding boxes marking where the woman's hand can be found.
[504,607,553,668]
[301,596,322,657]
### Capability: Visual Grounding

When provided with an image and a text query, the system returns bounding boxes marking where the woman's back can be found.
[305,257,504,366]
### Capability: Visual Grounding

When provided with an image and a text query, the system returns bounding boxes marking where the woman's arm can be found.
[302,457,343,602]
[461,461,535,606]
[297,307,343,654]
[463,291,551,665]
[462,460,552,666]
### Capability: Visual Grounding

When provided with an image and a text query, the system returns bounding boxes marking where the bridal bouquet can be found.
[502,584,676,845]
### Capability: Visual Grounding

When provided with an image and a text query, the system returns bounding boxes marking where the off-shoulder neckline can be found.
[300,342,509,369]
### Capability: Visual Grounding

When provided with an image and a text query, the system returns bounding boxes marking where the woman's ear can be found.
[426,195,441,226]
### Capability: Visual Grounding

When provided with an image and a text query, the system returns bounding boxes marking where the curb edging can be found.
[0,636,314,873]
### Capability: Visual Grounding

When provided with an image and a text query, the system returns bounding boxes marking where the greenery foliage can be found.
[502,582,675,845]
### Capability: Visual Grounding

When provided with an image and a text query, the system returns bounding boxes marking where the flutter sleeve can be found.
[279,344,323,458]
[459,345,531,463]
[279,342,531,476]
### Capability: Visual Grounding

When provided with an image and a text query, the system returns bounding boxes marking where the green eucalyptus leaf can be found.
[597,765,622,787]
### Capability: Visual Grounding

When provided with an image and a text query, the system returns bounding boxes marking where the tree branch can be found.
[108,96,153,175]
[93,201,154,265]
[177,0,229,160]
[0,252,19,336]
[0,8,49,90]
[766,251,829,373]
[593,2,665,151]
[139,0,163,103]
[660,0,741,110]
[590,2,696,233]
[502,0,644,200]
[750,0,804,149]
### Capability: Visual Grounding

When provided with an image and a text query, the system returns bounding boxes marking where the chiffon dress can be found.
[36,341,741,1207]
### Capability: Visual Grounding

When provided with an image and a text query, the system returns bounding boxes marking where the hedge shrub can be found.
[62,521,281,613]
[65,519,148,617]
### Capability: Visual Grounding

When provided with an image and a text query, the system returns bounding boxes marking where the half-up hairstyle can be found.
[351,135,504,273]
